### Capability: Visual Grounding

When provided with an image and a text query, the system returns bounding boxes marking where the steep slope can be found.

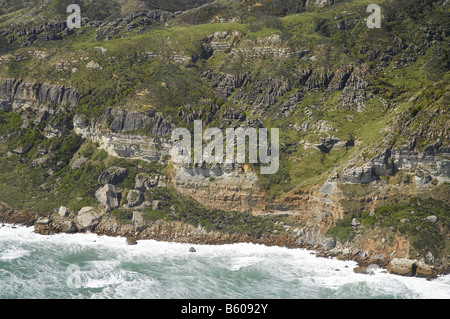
[0,0,448,276]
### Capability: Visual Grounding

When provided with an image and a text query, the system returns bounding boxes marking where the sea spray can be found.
[1,224,449,299]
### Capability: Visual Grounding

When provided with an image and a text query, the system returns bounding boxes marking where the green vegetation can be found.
[0,0,448,256]
[327,194,450,261]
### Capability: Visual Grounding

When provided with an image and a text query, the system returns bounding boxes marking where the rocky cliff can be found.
[0,78,80,111]
[0,0,449,277]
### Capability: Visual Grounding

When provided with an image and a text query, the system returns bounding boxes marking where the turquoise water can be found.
[1,224,449,299]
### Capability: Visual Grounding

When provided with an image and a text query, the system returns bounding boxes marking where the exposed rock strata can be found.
[0,78,80,112]
[172,163,267,213]
[73,114,172,161]
[341,143,450,184]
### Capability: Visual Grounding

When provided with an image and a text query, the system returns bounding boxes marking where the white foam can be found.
[1,224,449,299]
[0,247,30,261]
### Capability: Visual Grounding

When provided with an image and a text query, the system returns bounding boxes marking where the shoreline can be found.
[1,209,448,279]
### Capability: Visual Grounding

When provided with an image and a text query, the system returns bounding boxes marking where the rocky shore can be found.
[1,202,446,280]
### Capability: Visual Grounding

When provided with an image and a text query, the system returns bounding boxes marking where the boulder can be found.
[126,236,137,245]
[98,167,128,185]
[387,258,416,276]
[13,145,32,155]
[36,217,50,225]
[127,190,144,208]
[415,261,435,278]
[134,173,158,191]
[75,207,105,232]
[388,258,435,278]
[353,267,369,274]
[59,220,77,233]
[351,218,361,227]
[425,215,438,223]
[95,184,119,212]
[189,247,196,253]
[152,200,162,210]
[58,206,70,218]
[353,264,380,275]
[132,211,147,231]
[323,238,336,251]
[71,156,88,169]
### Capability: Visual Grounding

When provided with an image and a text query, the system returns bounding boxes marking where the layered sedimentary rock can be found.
[0,78,80,111]
[172,163,267,213]
[341,142,450,185]
[73,113,172,162]
[267,188,345,247]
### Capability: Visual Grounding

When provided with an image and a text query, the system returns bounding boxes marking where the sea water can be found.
[0,224,449,299]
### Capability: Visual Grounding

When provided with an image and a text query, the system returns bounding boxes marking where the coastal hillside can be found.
[0,0,449,277]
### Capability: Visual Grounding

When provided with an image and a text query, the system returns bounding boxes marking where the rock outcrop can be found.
[105,108,174,136]
[0,78,80,111]
[172,163,267,213]
[95,184,119,212]
[73,114,172,162]
[387,258,434,278]
[98,167,128,185]
[75,206,106,232]
[341,142,450,184]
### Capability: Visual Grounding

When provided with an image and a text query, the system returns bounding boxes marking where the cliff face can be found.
[171,163,267,213]
[0,78,80,112]
[341,143,450,185]
[73,113,172,162]
[0,0,449,276]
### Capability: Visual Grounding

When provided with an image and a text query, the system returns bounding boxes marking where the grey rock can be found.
[71,156,88,169]
[59,220,77,233]
[426,251,435,263]
[106,108,173,137]
[426,215,438,223]
[319,181,335,196]
[58,206,70,218]
[95,184,119,212]
[75,207,105,231]
[127,190,144,208]
[323,238,336,251]
[135,173,158,191]
[152,200,162,210]
[98,167,128,185]
[13,145,32,155]
[36,217,50,225]
[132,211,147,231]
[126,236,137,245]
[351,218,361,227]
[0,78,80,111]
